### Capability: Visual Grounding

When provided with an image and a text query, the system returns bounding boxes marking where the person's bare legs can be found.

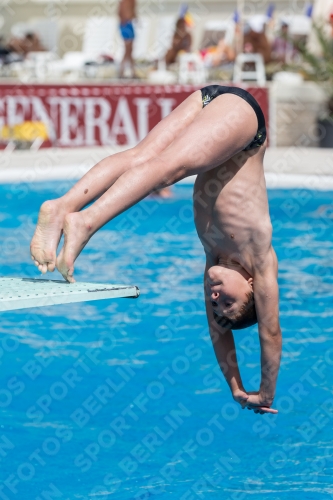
[30,91,203,274]
[56,93,259,282]
[119,40,134,78]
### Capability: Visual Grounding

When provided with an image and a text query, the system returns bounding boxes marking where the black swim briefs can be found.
[200,85,266,151]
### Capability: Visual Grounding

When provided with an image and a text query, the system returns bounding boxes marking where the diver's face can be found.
[206,265,253,319]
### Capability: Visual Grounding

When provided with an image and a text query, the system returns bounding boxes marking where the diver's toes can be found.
[60,269,74,283]
[47,262,55,272]
[65,265,75,283]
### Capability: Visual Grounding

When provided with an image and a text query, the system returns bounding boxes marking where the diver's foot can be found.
[56,212,93,283]
[30,199,66,274]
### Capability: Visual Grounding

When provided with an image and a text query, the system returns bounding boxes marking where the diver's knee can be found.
[130,144,154,166]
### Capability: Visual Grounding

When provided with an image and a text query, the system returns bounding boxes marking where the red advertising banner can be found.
[0,84,269,148]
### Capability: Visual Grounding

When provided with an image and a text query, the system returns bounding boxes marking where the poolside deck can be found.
[0,146,332,189]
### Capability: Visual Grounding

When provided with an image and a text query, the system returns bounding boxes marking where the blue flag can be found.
[179,3,188,18]
[266,4,275,19]
[305,3,313,18]
[233,9,240,23]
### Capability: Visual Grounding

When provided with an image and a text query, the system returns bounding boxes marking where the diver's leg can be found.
[56,93,259,282]
[30,91,203,273]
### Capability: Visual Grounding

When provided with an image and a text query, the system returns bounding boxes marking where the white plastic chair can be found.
[178,53,207,84]
[133,17,153,60]
[83,16,117,58]
[201,20,235,48]
[25,51,58,80]
[233,53,266,86]
[59,51,88,70]
[49,17,118,78]
[11,20,59,53]
[32,20,58,52]
[280,15,312,36]
[152,15,177,60]
[10,22,30,38]
[48,51,89,78]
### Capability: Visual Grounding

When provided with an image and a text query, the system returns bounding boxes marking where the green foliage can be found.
[293,23,333,91]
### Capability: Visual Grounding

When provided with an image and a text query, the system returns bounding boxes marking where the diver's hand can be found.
[246,392,278,414]
[232,388,249,409]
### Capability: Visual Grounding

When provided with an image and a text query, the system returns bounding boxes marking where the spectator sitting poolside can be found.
[271,22,294,64]
[165,17,192,66]
[150,187,172,198]
[200,38,235,67]
[7,32,45,55]
[0,36,10,59]
[243,15,271,64]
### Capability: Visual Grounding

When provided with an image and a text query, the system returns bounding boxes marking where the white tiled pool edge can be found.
[1,166,333,190]
[0,147,332,189]
[179,173,333,190]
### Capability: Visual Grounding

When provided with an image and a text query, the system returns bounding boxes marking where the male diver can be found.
[30,86,282,415]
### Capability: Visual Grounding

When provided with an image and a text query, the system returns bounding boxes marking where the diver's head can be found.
[206,264,257,330]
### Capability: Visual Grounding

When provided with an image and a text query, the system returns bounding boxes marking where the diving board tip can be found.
[0,277,139,312]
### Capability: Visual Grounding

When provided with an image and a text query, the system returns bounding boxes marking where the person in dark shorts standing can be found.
[118,0,136,78]
[30,86,282,416]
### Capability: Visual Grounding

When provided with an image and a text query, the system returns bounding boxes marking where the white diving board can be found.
[0,277,140,312]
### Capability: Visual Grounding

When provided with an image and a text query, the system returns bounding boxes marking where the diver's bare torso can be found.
[193,142,273,274]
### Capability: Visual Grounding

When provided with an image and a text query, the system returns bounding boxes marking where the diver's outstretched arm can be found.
[247,247,281,410]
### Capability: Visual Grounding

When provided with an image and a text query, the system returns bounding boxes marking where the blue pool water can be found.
[0,182,333,499]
